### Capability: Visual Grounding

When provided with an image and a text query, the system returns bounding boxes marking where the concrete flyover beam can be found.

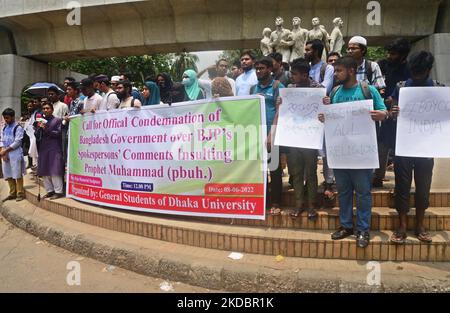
[0,54,85,115]
[0,26,16,54]
[0,0,443,61]
[436,0,450,33]
[411,33,450,86]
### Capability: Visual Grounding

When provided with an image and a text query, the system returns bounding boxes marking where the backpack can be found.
[319,63,328,83]
[319,62,339,89]
[249,80,281,95]
[396,80,445,89]
[2,124,29,156]
[329,81,373,101]
[364,60,374,85]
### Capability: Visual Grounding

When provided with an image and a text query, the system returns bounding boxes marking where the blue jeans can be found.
[334,169,373,232]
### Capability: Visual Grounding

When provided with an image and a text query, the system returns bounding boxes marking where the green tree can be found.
[52,54,172,88]
[170,52,199,82]
[367,47,386,62]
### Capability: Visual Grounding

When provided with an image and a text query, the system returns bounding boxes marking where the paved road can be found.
[0,216,213,293]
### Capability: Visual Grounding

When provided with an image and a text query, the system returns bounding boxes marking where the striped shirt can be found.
[356,59,386,90]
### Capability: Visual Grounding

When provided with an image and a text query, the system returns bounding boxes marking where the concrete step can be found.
[281,189,450,208]
[22,182,450,262]
[3,196,449,292]
[184,207,450,232]
[32,174,450,208]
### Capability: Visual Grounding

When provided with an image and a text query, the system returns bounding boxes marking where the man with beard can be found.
[372,38,411,187]
[236,50,258,96]
[117,80,142,108]
[35,103,65,200]
[156,73,185,105]
[304,39,335,95]
[319,56,387,248]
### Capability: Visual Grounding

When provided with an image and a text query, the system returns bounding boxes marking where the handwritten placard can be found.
[396,87,450,158]
[322,100,379,169]
[275,88,326,149]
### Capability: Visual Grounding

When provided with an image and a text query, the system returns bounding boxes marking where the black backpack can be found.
[2,124,29,156]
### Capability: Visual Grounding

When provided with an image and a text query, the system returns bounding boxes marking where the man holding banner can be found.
[319,56,387,248]
[390,51,446,244]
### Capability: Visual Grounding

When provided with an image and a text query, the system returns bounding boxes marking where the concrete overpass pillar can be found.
[0,54,85,116]
[411,33,450,86]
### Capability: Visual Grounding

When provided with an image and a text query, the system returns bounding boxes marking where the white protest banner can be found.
[395,87,450,158]
[322,100,379,169]
[274,88,326,149]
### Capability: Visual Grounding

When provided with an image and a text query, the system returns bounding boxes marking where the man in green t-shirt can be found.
[319,56,388,248]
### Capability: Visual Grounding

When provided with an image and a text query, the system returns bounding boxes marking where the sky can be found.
[192,50,223,78]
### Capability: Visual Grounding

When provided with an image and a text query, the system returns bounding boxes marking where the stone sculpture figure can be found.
[330,17,344,55]
[287,17,309,62]
[307,17,330,61]
[269,17,293,63]
[260,28,273,56]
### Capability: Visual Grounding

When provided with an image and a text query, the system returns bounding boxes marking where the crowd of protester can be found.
[1,35,445,248]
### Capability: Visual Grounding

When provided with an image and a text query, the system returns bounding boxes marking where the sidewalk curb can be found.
[1,203,448,293]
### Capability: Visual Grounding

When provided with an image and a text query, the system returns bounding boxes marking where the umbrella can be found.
[25,82,65,97]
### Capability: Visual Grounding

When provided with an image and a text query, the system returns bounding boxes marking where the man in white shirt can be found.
[80,78,103,113]
[216,59,236,95]
[95,75,120,111]
[47,86,69,118]
[235,51,258,96]
[347,36,386,94]
[198,59,237,98]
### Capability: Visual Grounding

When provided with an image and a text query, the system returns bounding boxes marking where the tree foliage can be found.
[52,55,172,88]
[169,52,199,82]
[367,47,386,62]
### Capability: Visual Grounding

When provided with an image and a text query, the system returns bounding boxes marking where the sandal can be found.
[269,207,282,216]
[390,231,407,244]
[415,231,432,243]
[290,208,303,218]
[323,183,336,200]
[307,208,318,221]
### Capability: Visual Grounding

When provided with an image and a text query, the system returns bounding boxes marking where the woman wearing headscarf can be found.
[211,77,234,98]
[142,81,161,106]
[156,73,184,105]
[182,69,205,101]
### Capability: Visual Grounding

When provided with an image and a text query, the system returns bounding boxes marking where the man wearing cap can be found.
[96,75,120,111]
[111,76,121,92]
[80,78,103,113]
[347,36,386,94]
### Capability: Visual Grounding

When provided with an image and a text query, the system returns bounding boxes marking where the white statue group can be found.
[261,16,344,63]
